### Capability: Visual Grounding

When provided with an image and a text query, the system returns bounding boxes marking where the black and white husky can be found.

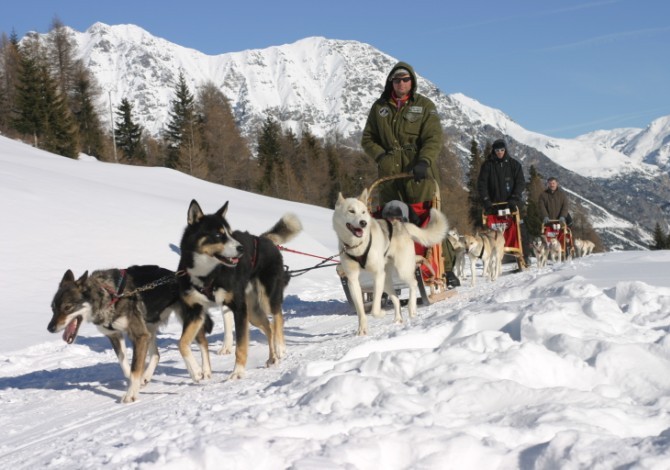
[332,189,448,336]
[176,199,302,381]
[47,265,211,403]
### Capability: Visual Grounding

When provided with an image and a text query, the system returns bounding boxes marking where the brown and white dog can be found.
[462,228,506,285]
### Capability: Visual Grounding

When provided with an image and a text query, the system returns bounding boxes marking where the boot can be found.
[444,271,460,290]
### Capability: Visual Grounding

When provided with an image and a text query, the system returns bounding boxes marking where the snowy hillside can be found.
[576,115,670,172]
[2,136,670,468]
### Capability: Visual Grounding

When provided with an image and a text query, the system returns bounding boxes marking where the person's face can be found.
[391,74,412,98]
[494,148,506,159]
[547,180,558,191]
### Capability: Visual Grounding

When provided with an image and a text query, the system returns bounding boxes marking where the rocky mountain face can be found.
[65,23,669,249]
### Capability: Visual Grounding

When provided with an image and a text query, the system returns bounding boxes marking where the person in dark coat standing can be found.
[538,177,570,225]
[361,61,459,288]
[477,139,531,264]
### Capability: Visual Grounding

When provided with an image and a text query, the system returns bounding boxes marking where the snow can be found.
[2,134,670,469]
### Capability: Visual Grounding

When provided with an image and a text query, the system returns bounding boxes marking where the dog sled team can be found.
[45,61,597,403]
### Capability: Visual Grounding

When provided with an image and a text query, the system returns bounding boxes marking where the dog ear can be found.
[336,192,345,206]
[76,271,88,284]
[188,199,204,225]
[358,188,369,204]
[60,269,75,285]
[216,201,229,219]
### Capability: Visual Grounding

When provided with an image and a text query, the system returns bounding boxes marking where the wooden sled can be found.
[482,202,528,271]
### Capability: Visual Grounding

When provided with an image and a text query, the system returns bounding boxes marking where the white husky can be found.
[333,189,448,336]
[574,238,595,257]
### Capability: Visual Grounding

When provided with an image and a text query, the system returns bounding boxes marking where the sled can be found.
[542,220,574,261]
[336,174,456,313]
[482,202,528,271]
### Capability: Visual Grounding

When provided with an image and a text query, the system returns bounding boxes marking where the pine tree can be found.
[0,31,21,134]
[256,116,283,196]
[525,165,545,237]
[114,98,145,162]
[652,223,667,249]
[163,72,200,172]
[466,138,484,228]
[13,37,43,145]
[70,64,105,157]
[13,33,78,157]
[196,82,252,187]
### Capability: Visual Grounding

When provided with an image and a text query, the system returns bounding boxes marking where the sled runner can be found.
[542,219,574,261]
[337,174,456,312]
[482,202,528,271]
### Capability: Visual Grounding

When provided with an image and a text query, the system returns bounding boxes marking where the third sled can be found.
[542,219,574,261]
[336,174,456,313]
[482,202,528,271]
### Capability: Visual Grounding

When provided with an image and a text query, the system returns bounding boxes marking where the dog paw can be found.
[217,345,233,355]
[190,369,203,383]
[228,368,245,380]
[393,316,404,324]
[356,327,368,336]
[370,309,385,319]
[121,393,137,404]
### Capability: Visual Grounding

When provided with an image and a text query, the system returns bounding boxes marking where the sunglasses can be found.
[392,77,412,84]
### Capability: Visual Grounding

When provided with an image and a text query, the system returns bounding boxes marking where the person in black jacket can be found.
[477,139,531,265]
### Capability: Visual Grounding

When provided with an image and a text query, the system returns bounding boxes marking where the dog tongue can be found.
[63,320,77,343]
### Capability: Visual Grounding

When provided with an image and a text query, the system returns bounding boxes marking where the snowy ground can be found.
[1,135,670,469]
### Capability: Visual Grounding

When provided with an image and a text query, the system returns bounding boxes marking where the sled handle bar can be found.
[365,173,441,212]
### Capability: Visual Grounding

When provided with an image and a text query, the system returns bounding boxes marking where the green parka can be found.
[361,62,443,204]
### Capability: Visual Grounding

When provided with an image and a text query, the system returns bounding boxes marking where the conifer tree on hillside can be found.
[467,138,484,228]
[525,165,545,237]
[164,72,201,173]
[13,34,77,157]
[114,98,145,162]
[47,18,76,99]
[652,223,668,249]
[438,141,469,233]
[256,116,283,197]
[0,32,21,134]
[71,64,105,157]
[196,82,253,189]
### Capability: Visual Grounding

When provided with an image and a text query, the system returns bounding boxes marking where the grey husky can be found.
[47,265,211,403]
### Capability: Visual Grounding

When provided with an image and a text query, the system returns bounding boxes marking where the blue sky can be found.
[2,0,668,138]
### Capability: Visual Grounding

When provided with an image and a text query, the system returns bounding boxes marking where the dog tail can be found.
[404,209,449,247]
[261,213,303,245]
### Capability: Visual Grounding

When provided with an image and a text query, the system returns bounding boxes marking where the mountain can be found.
[60,23,670,247]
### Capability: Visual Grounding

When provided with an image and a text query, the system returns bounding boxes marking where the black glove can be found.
[483,200,493,215]
[412,160,429,182]
[508,201,518,212]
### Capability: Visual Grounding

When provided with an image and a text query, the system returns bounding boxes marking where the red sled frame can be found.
[481,202,528,271]
[542,220,574,261]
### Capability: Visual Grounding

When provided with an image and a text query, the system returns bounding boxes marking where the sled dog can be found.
[574,238,595,257]
[462,228,506,285]
[532,236,549,269]
[47,265,211,403]
[548,237,562,263]
[333,189,448,336]
[447,228,466,281]
[176,199,302,381]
